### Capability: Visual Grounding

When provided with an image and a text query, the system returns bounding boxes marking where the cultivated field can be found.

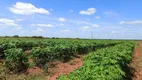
[0,38,138,80]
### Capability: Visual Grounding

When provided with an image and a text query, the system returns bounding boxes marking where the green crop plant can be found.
[4,48,29,73]
[58,42,135,80]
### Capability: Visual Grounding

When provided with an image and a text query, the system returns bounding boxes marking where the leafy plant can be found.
[4,48,29,73]
[58,42,134,80]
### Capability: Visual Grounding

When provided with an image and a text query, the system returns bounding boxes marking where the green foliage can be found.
[31,47,53,68]
[58,42,135,80]
[13,35,19,38]
[0,37,128,78]
[4,48,29,73]
[43,63,48,73]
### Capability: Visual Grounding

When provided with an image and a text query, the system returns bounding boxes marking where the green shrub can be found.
[58,42,134,80]
[4,48,29,73]
[31,47,52,69]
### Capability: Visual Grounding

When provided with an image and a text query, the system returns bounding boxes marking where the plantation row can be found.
[0,38,120,73]
[0,38,119,51]
[58,42,135,80]
[0,39,119,58]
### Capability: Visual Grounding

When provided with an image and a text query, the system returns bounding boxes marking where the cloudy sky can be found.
[0,0,142,39]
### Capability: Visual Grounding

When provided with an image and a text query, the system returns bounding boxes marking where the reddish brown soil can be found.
[26,66,43,75]
[46,55,84,80]
[131,42,142,80]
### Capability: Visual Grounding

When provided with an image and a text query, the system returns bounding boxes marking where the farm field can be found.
[0,38,138,80]
[1,0,142,80]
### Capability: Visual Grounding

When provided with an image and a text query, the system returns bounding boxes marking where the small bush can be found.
[4,48,29,73]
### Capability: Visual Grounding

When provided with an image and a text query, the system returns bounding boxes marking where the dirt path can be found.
[131,41,142,80]
[46,55,84,80]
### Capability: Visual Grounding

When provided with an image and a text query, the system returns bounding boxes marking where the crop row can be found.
[0,39,120,58]
[58,42,135,80]
[1,39,120,73]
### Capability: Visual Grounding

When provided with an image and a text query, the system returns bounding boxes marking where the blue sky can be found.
[0,0,142,39]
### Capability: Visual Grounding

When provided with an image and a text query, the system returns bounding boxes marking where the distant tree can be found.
[5,36,10,37]
[32,36,43,38]
[45,37,50,39]
[52,37,55,39]
[37,36,43,38]
[13,35,19,38]
[24,36,29,38]
[51,37,59,39]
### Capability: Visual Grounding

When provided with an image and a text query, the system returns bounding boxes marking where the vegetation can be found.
[4,48,29,73]
[0,38,135,79]
[58,42,135,80]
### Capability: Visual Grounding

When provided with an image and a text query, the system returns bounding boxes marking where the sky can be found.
[0,0,142,39]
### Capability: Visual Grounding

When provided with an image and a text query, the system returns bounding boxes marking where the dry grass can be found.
[0,73,45,80]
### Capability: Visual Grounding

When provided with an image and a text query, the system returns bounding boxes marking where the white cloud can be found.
[56,24,65,27]
[112,31,117,34]
[79,24,100,31]
[69,20,92,25]
[120,20,142,25]
[69,19,101,31]
[95,16,101,19]
[69,19,100,28]
[10,27,22,32]
[92,24,100,27]
[31,16,35,19]
[15,19,23,21]
[15,27,22,30]
[31,24,54,28]
[59,24,64,26]
[9,2,49,15]
[0,18,19,26]
[80,26,90,31]
[58,17,66,22]
[69,10,73,12]
[79,8,96,15]
[61,29,71,32]
[37,28,44,32]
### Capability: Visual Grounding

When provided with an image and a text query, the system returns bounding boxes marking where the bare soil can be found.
[131,41,142,80]
[25,55,84,80]
[24,49,85,80]
[26,66,44,75]
[46,55,84,80]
